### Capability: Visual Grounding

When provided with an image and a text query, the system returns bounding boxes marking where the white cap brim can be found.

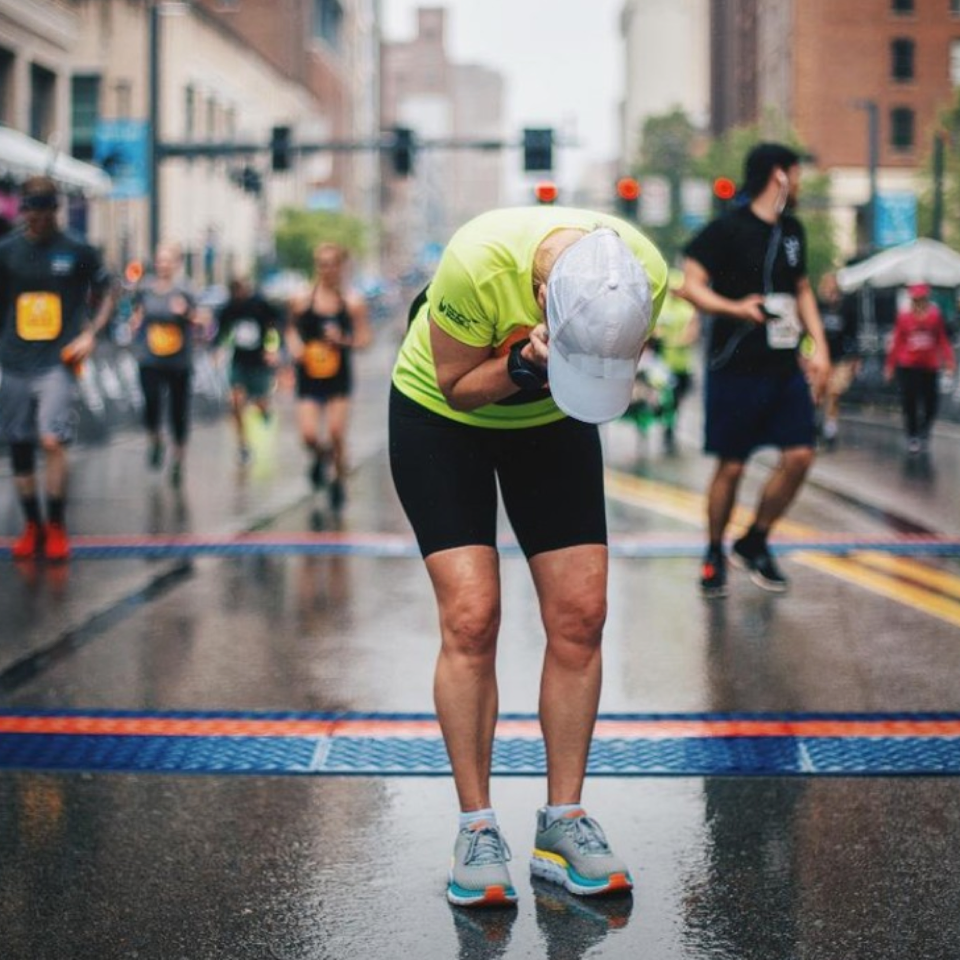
[548,348,638,424]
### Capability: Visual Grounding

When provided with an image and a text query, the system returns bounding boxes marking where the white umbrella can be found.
[0,125,112,196]
[836,238,960,292]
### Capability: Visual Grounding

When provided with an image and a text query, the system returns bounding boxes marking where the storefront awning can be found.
[0,125,112,196]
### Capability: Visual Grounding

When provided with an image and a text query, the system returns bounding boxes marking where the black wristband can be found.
[507,337,548,391]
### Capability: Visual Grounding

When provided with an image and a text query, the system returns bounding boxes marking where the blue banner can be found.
[93,119,149,199]
[874,192,917,249]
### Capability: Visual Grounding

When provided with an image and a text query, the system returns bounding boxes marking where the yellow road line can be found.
[605,467,960,625]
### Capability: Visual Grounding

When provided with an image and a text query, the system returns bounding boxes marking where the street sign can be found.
[875,192,917,249]
[640,176,671,227]
[94,119,149,199]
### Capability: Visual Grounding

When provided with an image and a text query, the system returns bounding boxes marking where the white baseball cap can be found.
[545,228,654,423]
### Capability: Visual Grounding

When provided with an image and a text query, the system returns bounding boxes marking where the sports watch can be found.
[507,338,548,391]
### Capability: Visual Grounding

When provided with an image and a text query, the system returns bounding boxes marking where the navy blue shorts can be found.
[704,368,815,461]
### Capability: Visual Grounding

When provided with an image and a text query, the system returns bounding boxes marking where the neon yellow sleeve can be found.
[426,250,494,348]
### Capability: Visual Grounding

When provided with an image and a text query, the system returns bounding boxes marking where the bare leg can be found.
[752,446,814,531]
[426,546,502,811]
[706,459,746,544]
[529,544,608,805]
[325,395,350,482]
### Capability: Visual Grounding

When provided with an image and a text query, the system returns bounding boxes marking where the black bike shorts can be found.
[388,386,607,559]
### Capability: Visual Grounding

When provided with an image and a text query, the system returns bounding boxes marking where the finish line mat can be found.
[2,532,960,560]
[2,710,960,777]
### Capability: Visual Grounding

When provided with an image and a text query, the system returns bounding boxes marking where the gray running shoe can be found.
[530,809,633,897]
[447,821,518,908]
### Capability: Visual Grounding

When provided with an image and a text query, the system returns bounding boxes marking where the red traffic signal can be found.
[616,177,641,201]
[534,180,558,204]
[713,176,737,201]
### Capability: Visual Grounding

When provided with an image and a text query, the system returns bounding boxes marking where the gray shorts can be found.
[0,365,80,444]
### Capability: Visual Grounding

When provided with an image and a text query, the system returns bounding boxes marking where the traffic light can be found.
[523,128,554,172]
[534,180,558,205]
[712,176,737,212]
[616,176,641,220]
[270,125,292,172]
[392,126,415,176]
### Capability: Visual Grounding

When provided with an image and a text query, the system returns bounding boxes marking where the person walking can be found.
[884,282,955,454]
[682,143,830,598]
[816,271,860,449]
[287,242,371,513]
[389,206,667,907]
[0,176,116,561]
[129,242,202,488]
[214,276,282,465]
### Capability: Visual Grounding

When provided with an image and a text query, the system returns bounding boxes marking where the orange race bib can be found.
[303,340,341,379]
[147,322,184,357]
[16,292,63,341]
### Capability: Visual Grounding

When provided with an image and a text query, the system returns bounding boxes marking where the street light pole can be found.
[148,0,161,255]
[855,99,879,254]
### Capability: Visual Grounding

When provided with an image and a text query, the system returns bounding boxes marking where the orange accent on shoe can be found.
[43,523,71,562]
[482,886,510,905]
[606,872,633,892]
[562,808,587,818]
[11,521,41,560]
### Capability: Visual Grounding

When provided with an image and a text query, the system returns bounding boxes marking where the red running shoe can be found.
[43,522,71,562]
[11,521,41,560]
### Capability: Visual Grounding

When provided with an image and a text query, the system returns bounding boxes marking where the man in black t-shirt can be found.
[682,143,830,597]
[816,271,860,448]
[214,277,282,464]
[0,177,115,561]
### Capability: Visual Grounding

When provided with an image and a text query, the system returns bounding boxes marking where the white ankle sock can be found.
[544,802,583,823]
[459,808,497,830]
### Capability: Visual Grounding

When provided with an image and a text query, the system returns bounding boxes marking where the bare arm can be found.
[681,257,767,324]
[796,277,830,401]
[345,292,373,349]
[430,317,545,412]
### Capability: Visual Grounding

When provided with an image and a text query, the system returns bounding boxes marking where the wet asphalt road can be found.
[2,329,960,959]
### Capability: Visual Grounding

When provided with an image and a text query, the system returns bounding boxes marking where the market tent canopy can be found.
[0,125,111,196]
[837,238,960,292]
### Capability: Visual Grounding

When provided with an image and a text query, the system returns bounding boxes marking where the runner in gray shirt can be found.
[0,176,115,562]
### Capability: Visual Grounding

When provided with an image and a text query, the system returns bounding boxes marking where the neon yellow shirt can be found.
[655,291,697,375]
[392,206,668,429]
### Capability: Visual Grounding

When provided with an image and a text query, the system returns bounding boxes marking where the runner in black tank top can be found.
[285,242,372,517]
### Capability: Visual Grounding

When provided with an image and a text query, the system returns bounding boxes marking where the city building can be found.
[380,6,504,276]
[710,0,960,255]
[619,0,710,165]
[0,0,111,232]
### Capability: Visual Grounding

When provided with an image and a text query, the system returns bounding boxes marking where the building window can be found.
[891,0,914,12]
[952,40,960,85]
[71,74,100,162]
[890,107,915,150]
[184,84,196,139]
[0,48,13,126]
[952,0,960,16]
[30,63,56,141]
[314,0,343,50]
[891,38,915,81]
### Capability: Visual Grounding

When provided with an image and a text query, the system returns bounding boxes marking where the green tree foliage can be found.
[273,208,367,276]
[636,111,838,286]
[635,109,699,264]
[917,91,960,244]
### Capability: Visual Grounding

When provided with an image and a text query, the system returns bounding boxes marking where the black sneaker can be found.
[732,537,788,593]
[309,455,326,490]
[700,548,728,599]
[329,478,345,513]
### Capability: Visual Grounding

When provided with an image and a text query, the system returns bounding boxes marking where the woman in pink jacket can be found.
[884,283,956,454]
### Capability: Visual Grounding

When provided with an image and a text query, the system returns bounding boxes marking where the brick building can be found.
[711,0,960,253]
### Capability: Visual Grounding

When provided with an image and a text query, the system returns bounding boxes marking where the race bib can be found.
[906,330,936,352]
[16,292,63,341]
[148,322,184,357]
[233,319,262,350]
[303,340,341,379]
[764,293,801,350]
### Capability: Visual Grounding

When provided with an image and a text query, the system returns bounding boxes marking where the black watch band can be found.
[507,337,548,391]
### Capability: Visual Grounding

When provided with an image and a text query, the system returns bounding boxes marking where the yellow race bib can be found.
[16,292,63,341]
[303,340,341,379]
[147,322,185,357]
